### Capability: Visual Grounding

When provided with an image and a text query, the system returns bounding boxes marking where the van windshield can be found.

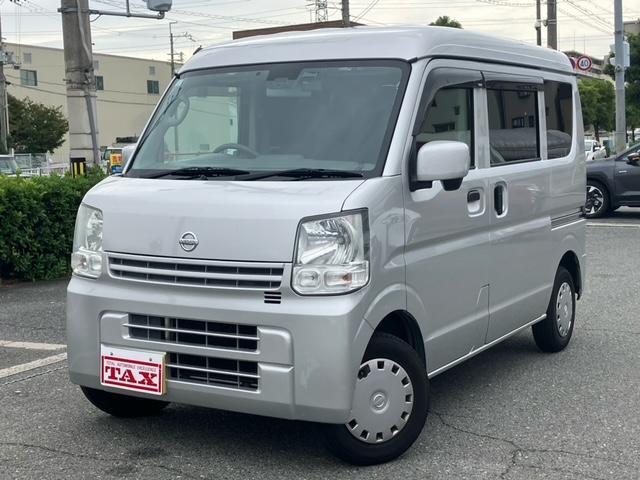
[127,60,409,179]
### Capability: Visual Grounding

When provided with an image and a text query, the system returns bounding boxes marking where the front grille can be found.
[108,252,284,291]
[168,352,259,391]
[126,314,258,351]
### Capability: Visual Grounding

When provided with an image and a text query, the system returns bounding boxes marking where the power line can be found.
[564,0,613,31]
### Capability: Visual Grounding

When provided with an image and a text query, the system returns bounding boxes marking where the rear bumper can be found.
[66,275,372,424]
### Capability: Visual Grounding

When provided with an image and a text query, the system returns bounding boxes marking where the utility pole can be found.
[168,24,194,75]
[342,0,350,27]
[0,9,8,154]
[546,0,557,50]
[535,0,542,46]
[60,0,100,167]
[614,0,626,153]
[170,21,176,75]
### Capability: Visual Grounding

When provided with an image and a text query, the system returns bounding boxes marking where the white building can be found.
[4,43,174,162]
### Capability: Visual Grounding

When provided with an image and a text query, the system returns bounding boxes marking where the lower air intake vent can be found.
[168,352,259,391]
[264,292,282,304]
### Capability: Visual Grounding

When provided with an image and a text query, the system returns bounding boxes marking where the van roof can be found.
[181,26,573,75]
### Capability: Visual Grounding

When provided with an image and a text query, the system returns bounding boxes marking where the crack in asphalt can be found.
[0,442,207,480]
[430,411,638,478]
[0,365,67,387]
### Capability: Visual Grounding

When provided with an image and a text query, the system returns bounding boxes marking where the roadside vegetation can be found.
[0,170,105,282]
[6,95,68,155]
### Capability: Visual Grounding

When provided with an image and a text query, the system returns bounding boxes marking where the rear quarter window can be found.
[544,81,573,159]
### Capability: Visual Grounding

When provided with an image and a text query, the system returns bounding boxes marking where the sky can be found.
[1,0,639,63]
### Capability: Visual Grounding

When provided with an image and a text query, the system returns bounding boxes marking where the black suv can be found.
[586,144,640,218]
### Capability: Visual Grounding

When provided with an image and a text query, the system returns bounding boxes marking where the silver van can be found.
[67,27,586,465]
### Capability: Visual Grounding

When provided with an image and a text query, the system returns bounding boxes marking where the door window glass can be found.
[544,81,573,159]
[488,88,540,165]
[416,87,474,166]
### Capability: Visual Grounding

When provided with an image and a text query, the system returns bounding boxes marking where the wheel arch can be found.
[371,310,427,369]
[558,250,582,299]
[587,175,613,205]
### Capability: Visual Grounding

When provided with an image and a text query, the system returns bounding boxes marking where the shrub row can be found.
[0,171,105,282]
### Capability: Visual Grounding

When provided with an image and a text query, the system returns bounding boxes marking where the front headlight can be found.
[292,210,369,295]
[70,204,103,279]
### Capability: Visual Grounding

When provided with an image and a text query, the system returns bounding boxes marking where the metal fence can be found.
[2,152,69,176]
[14,153,48,169]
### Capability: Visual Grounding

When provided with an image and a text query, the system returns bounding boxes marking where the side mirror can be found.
[416,141,470,191]
[627,154,640,165]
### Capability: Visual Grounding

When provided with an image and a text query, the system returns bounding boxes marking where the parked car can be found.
[585,139,606,162]
[585,143,640,218]
[67,27,585,465]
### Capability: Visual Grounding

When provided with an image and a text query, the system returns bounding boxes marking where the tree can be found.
[578,79,615,141]
[7,95,68,154]
[430,16,462,28]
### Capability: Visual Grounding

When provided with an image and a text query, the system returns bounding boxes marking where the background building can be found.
[4,42,174,162]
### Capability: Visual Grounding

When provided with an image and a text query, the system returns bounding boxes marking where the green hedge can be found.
[0,171,105,281]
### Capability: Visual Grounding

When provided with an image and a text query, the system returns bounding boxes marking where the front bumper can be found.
[66,273,372,424]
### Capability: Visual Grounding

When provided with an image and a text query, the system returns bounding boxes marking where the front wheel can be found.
[324,333,429,465]
[532,266,576,352]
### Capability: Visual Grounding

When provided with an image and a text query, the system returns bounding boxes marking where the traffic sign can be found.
[576,55,593,72]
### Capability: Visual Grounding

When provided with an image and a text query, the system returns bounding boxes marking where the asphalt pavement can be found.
[1,209,639,479]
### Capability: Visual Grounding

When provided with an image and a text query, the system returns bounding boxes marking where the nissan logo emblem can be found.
[178,232,199,252]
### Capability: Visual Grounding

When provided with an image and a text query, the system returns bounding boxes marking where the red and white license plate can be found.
[100,345,166,395]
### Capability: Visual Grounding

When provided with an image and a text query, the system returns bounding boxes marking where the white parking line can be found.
[587,222,640,228]
[0,352,67,380]
[0,341,66,351]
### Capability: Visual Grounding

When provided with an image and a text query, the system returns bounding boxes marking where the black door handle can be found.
[494,185,505,216]
[467,190,481,203]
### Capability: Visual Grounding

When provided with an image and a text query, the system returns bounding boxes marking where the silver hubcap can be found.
[346,358,414,444]
[585,185,604,215]
[556,282,573,337]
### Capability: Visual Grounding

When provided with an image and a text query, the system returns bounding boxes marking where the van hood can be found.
[84,177,365,262]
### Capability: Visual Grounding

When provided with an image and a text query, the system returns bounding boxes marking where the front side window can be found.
[20,69,37,86]
[544,81,573,159]
[416,87,474,166]
[129,61,409,179]
[488,87,540,165]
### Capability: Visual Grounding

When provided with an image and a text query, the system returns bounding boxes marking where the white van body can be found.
[67,27,586,464]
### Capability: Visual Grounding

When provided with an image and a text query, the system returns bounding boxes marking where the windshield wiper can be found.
[144,166,251,179]
[242,168,364,181]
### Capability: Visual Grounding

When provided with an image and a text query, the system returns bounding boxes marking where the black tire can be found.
[324,333,429,466]
[585,180,610,219]
[81,386,170,418]
[532,266,576,353]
